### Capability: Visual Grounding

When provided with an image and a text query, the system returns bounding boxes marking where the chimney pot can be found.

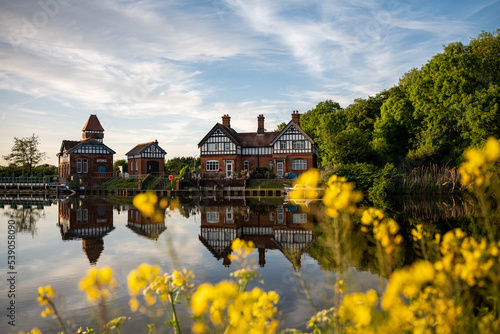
[257,114,265,134]
[292,110,300,126]
[222,114,231,127]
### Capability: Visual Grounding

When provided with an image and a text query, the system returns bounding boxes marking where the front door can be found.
[226,161,233,178]
[147,161,159,175]
[277,162,283,178]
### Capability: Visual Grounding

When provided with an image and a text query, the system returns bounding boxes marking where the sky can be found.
[0,0,499,166]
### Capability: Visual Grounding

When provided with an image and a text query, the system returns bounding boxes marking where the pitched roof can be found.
[82,114,104,132]
[59,140,80,153]
[234,132,279,147]
[270,120,315,145]
[125,141,166,156]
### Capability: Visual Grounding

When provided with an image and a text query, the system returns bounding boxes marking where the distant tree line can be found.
[1,134,57,177]
[300,29,500,197]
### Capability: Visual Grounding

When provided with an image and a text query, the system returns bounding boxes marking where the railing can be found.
[0,177,53,184]
[91,172,115,179]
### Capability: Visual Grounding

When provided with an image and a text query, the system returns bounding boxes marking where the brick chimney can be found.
[257,114,265,134]
[292,110,300,126]
[222,114,231,127]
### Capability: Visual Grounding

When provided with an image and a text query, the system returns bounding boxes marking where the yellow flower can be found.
[133,192,158,218]
[322,175,363,218]
[27,329,43,334]
[289,168,321,201]
[79,267,117,302]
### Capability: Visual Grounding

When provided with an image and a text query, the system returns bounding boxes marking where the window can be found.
[83,159,88,173]
[268,160,273,171]
[292,140,305,149]
[292,159,307,170]
[136,161,138,171]
[293,213,308,224]
[206,160,219,171]
[208,143,218,151]
[83,209,88,222]
[280,141,286,149]
[244,161,249,170]
[224,142,230,151]
[206,212,219,223]
[77,159,82,173]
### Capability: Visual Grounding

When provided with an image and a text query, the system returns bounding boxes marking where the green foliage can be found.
[165,157,199,176]
[275,122,287,132]
[3,133,47,176]
[113,159,127,172]
[309,29,500,196]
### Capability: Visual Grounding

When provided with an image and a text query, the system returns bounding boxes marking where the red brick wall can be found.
[128,158,165,175]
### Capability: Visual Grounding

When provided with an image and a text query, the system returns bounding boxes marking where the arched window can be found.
[77,159,82,173]
[83,159,88,173]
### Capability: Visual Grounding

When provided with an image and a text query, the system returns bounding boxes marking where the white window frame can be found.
[268,160,273,171]
[292,159,307,170]
[206,212,219,223]
[208,143,218,151]
[292,140,305,149]
[224,142,230,151]
[206,160,219,171]
[77,159,82,173]
[136,160,138,171]
[244,161,249,170]
[83,159,88,173]
[293,213,308,224]
[280,141,287,149]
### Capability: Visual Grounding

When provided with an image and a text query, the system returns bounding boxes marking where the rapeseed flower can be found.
[322,175,363,218]
[79,267,117,302]
[459,137,500,187]
[37,285,55,318]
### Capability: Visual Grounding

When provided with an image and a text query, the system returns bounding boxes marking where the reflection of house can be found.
[127,207,166,240]
[198,111,317,179]
[57,196,115,265]
[57,115,115,187]
[198,200,315,269]
[126,140,167,176]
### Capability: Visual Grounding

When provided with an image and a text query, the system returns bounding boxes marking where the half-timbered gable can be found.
[271,121,316,155]
[126,140,166,176]
[199,111,316,178]
[198,124,240,156]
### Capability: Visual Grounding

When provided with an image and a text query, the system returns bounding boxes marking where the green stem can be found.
[168,293,181,334]
[49,301,67,334]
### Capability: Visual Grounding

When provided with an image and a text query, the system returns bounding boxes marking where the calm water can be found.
[1,194,471,333]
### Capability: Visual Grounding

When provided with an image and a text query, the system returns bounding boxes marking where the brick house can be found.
[57,115,115,187]
[126,140,166,176]
[198,111,316,178]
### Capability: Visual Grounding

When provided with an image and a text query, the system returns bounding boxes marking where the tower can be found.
[82,114,104,142]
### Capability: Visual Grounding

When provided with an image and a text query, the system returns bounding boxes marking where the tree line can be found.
[300,29,500,197]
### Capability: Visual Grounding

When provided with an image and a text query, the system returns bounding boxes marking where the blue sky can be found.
[0,0,499,165]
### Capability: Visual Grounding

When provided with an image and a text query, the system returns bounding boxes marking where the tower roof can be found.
[82,114,104,132]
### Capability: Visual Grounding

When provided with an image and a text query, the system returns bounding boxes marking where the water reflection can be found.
[127,207,167,240]
[57,196,115,265]
[1,195,54,236]
[197,198,317,269]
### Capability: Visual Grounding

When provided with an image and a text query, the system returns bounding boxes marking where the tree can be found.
[113,159,127,172]
[3,134,47,176]
[275,122,287,132]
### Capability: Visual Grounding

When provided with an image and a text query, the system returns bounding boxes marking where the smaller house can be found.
[126,140,167,176]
